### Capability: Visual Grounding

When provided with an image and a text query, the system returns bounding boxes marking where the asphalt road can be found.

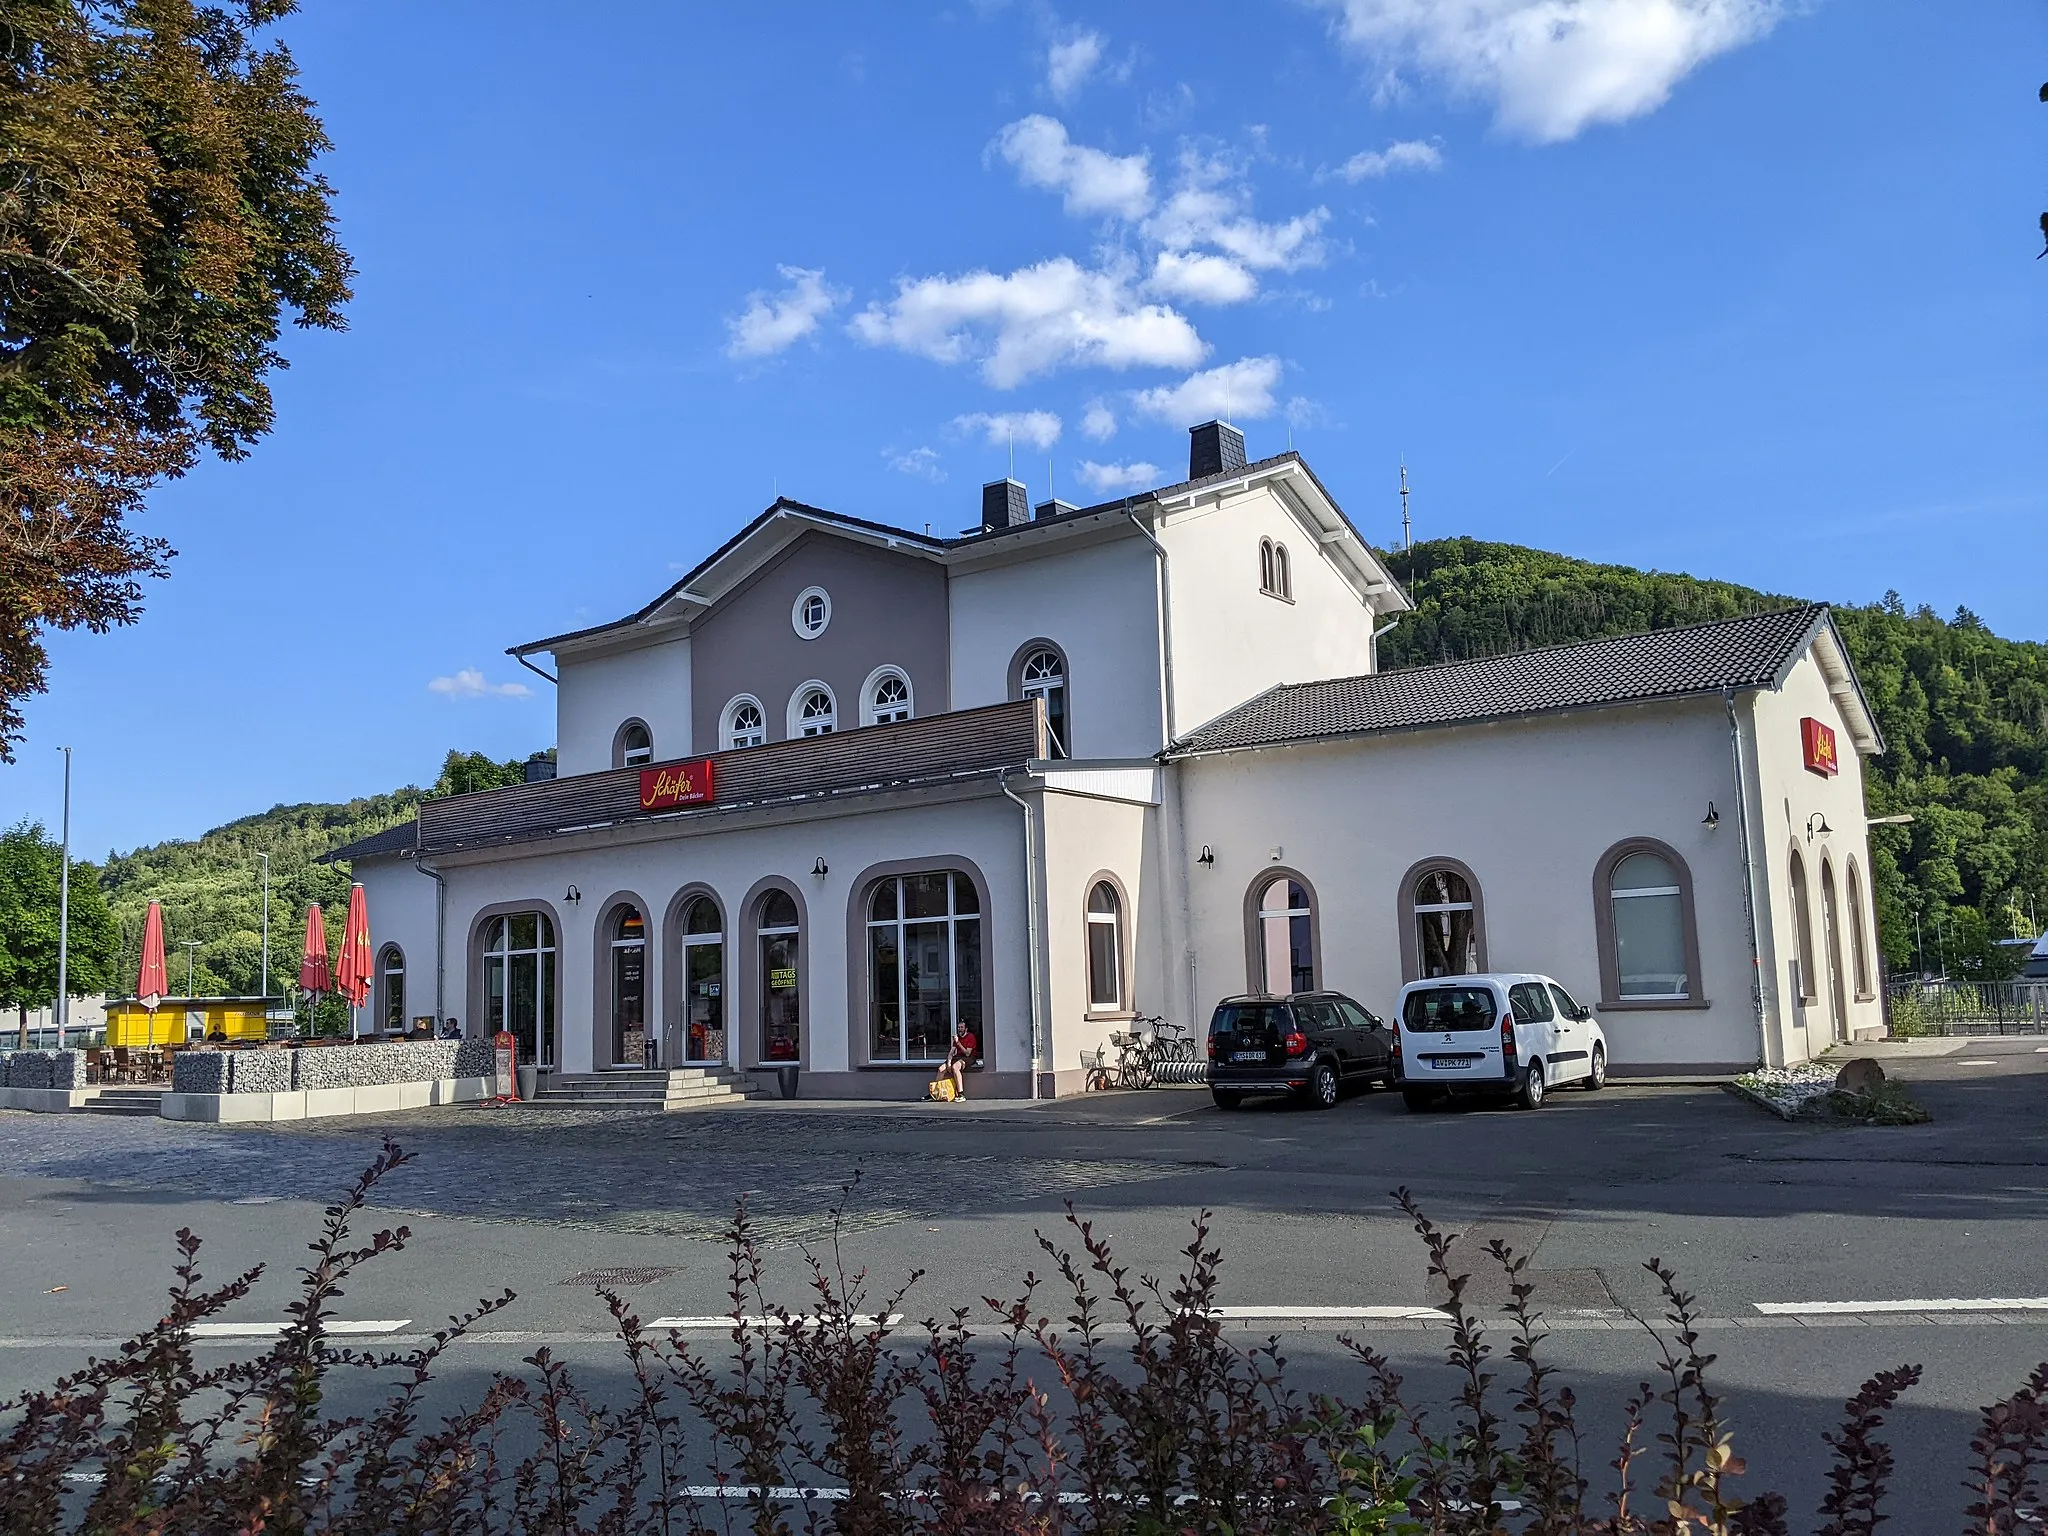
[2,1034,2043,1525]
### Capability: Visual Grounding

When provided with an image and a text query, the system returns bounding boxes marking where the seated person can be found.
[943,1024,979,1101]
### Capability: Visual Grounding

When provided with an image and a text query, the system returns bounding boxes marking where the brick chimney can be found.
[981,478,1030,532]
[1189,420,1246,481]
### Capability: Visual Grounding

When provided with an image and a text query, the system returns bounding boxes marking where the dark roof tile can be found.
[319,819,419,865]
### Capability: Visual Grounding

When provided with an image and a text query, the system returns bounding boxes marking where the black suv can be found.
[1206,991,1395,1110]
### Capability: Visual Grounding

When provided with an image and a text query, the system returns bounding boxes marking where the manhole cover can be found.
[561,1266,679,1288]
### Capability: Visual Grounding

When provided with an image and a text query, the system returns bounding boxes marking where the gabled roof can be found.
[318,818,419,865]
[1169,605,1884,757]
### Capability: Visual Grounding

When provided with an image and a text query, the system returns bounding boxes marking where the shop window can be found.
[757,889,802,1063]
[607,905,646,1067]
[722,696,766,751]
[614,720,653,769]
[864,669,914,727]
[378,945,406,1034]
[1594,840,1703,1006]
[480,911,557,1067]
[866,871,982,1065]
[1259,538,1291,600]
[1407,863,1484,980]
[1014,642,1070,759]
[1847,860,1873,999]
[1788,849,1817,1002]
[790,683,836,739]
[1086,880,1125,1012]
[1252,874,1316,993]
[677,895,725,1065]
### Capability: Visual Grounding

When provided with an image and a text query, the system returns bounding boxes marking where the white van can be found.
[1393,973,1608,1110]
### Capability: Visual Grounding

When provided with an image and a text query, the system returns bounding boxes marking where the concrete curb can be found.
[1722,1081,1800,1120]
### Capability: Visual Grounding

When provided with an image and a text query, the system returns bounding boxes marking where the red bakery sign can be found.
[1801,717,1839,778]
[639,757,716,810]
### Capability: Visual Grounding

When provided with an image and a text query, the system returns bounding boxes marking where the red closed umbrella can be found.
[299,904,330,1034]
[136,900,168,1046]
[335,883,372,1036]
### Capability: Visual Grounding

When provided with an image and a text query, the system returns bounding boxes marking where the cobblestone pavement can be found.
[0,1104,1204,1245]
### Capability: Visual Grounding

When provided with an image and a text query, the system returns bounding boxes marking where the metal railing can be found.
[1886,979,2048,1035]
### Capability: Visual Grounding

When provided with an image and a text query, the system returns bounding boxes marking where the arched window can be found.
[604,905,646,1067]
[757,889,802,1063]
[1847,860,1873,999]
[377,945,406,1034]
[1820,859,1848,1039]
[1408,864,1483,980]
[789,683,836,739]
[866,872,983,1064]
[1594,841,1704,1005]
[1260,538,1291,599]
[722,696,766,751]
[677,894,725,1064]
[615,720,653,769]
[1086,880,1124,1011]
[1014,643,1069,759]
[1253,874,1316,993]
[480,911,557,1067]
[864,669,914,727]
[1259,538,1276,593]
[1788,850,1818,1003]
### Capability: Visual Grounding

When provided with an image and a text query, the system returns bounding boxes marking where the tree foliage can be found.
[0,0,353,758]
[431,748,534,798]
[1381,538,2048,975]
[0,817,119,1035]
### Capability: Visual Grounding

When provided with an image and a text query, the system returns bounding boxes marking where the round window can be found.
[791,586,831,639]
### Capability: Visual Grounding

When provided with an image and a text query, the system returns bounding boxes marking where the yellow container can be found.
[104,998,280,1048]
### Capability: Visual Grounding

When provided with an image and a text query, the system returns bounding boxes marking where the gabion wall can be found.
[161,1038,501,1095]
[3,1051,88,1090]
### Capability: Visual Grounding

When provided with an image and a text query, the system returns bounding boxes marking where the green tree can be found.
[0,819,118,1044]
[431,749,530,797]
[0,0,354,758]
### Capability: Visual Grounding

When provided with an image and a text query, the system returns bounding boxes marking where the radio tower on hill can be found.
[1399,460,1412,553]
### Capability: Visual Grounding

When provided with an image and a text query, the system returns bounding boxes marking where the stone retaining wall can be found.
[167,1038,497,1095]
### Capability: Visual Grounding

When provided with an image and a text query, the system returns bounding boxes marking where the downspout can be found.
[999,770,1046,1099]
[1724,689,1770,1065]
[410,853,448,1033]
[511,652,558,687]
[1124,503,1199,1028]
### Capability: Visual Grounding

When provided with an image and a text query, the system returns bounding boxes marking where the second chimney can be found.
[1189,420,1247,481]
[981,478,1030,533]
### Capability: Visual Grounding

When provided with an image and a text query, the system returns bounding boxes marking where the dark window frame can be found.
[612,719,654,770]
[1242,867,1322,995]
[1397,856,1488,983]
[1591,837,1709,1011]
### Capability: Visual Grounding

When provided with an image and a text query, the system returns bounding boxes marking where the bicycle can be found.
[1133,1013,1197,1069]
[1108,1031,1154,1090]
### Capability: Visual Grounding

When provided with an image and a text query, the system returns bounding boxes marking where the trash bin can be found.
[776,1064,800,1100]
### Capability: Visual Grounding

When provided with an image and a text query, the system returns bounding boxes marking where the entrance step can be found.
[530,1068,763,1111]
[82,1088,165,1117]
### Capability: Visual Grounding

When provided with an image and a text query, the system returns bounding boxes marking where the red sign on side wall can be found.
[639,757,717,810]
[1801,717,1839,778]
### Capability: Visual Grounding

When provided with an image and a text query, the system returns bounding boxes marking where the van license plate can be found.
[1427,1056,1476,1069]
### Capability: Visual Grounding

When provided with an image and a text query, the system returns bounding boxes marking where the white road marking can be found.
[189,1319,411,1337]
[649,1314,905,1330]
[1958,1059,1999,1067]
[1755,1298,2048,1316]
[1207,1305,1448,1321]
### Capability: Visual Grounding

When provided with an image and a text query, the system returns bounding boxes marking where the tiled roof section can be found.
[318,818,419,865]
[1173,605,1831,755]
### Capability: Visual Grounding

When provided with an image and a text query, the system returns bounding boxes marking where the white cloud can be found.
[1046,30,1105,101]
[952,410,1062,451]
[1131,356,1285,424]
[1080,399,1117,440]
[1146,250,1258,305]
[725,266,847,358]
[886,446,946,482]
[1142,152,1330,272]
[1318,0,1785,143]
[1077,459,1162,494]
[428,669,533,700]
[1334,138,1445,180]
[850,256,1205,388]
[993,116,1152,220]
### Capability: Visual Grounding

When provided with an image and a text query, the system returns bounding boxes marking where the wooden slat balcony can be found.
[416,698,1046,856]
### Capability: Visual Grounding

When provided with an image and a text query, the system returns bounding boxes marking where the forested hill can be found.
[1380,538,2048,976]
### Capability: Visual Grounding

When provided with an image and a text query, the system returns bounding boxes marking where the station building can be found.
[330,422,1886,1096]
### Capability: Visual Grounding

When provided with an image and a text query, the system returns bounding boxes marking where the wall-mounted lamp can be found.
[564,884,581,904]
[1701,803,1720,831]
[811,857,829,879]
[1197,845,1215,866]
[1805,812,1832,840]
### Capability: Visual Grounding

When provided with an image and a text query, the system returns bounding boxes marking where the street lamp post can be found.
[258,851,270,1000]
[55,747,70,1048]
[182,940,201,1000]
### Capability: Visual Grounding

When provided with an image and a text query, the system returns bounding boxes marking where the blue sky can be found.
[3,0,2044,857]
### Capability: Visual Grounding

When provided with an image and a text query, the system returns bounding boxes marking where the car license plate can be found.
[1427,1056,1475,1070]
[1230,1051,1264,1063]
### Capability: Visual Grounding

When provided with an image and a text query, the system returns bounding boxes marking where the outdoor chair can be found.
[85,1048,103,1085]
[109,1046,131,1084]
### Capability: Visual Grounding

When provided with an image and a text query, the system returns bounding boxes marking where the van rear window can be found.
[1403,987,1499,1032]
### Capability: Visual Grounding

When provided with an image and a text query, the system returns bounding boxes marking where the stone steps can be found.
[531,1068,761,1111]
[82,1089,165,1117]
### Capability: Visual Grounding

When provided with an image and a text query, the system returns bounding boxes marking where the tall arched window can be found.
[1820,860,1848,1039]
[1593,841,1703,1004]
[1015,644,1069,759]
[1847,860,1873,999]
[757,889,802,1062]
[608,905,646,1067]
[1408,865,1483,979]
[1259,538,1291,599]
[1259,538,1276,593]
[377,945,406,1034]
[723,696,766,751]
[676,895,725,1064]
[1086,880,1124,1011]
[615,720,653,769]
[481,912,557,1067]
[790,683,836,738]
[864,669,914,726]
[867,872,982,1064]
[1788,850,1818,1003]
[1253,875,1316,993]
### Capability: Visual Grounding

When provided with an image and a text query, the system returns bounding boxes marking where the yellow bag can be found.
[927,1078,957,1102]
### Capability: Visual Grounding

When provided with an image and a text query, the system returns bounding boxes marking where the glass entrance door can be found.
[758,890,801,1063]
[609,907,646,1067]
